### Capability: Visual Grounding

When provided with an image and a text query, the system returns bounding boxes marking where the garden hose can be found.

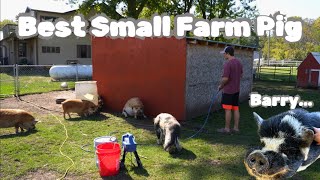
[16,96,75,180]
[184,89,221,140]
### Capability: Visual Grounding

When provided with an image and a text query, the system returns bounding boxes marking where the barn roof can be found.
[311,52,320,64]
[186,37,257,51]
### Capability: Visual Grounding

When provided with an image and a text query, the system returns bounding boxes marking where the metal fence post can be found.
[289,66,292,82]
[258,65,261,80]
[15,64,20,97]
[76,63,79,81]
[13,64,16,96]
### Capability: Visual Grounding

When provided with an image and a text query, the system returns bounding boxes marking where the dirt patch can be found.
[20,170,60,180]
[0,90,75,115]
[200,158,222,166]
[206,159,222,166]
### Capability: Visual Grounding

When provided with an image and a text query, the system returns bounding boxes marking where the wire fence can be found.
[0,65,16,97]
[0,64,92,98]
[254,65,297,82]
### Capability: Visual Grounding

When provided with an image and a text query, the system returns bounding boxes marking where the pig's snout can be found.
[135,109,143,117]
[247,152,270,173]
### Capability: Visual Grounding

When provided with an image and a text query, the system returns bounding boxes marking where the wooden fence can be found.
[254,60,302,67]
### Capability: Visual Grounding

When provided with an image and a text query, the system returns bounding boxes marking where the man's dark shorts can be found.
[221,92,239,110]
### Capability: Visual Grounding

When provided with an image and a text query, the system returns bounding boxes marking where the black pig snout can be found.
[247,151,270,173]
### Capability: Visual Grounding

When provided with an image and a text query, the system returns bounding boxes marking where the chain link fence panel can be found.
[0,64,92,97]
[255,66,297,83]
[17,65,77,96]
[0,65,16,98]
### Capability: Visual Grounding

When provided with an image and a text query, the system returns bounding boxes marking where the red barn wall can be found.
[92,37,187,120]
[297,53,320,87]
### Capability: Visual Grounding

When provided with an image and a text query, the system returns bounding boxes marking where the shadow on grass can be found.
[136,139,197,161]
[170,147,197,160]
[0,129,38,139]
[101,171,133,180]
[64,113,109,121]
[109,112,155,132]
[160,157,252,180]
[100,164,149,179]
[131,166,149,177]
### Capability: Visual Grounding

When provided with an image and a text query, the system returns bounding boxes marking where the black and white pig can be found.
[244,108,320,180]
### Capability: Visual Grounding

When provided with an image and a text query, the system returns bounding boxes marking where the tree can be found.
[193,0,258,45]
[70,0,157,20]
[71,0,257,20]
[70,0,258,46]
[260,16,320,60]
[0,19,16,29]
[195,0,257,20]
[139,0,195,18]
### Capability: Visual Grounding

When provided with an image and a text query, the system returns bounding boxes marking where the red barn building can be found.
[297,52,320,88]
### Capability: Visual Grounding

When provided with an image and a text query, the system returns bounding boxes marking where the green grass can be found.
[18,76,75,95]
[1,81,320,179]
[0,73,15,97]
[257,66,298,82]
[0,73,75,98]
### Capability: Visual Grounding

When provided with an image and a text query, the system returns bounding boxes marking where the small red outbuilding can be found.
[297,52,320,88]
[92,37,255,121]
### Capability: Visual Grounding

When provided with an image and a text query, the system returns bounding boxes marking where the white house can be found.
[0,5,93,65]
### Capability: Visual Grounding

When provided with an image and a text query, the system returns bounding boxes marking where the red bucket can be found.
[96,142,121,177]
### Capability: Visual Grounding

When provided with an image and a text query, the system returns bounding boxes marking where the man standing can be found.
[217,46,243,134]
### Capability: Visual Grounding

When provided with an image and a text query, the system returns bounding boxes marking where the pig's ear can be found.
[300,127,314,161]
[153,117,159,124]
[253,112,264,127]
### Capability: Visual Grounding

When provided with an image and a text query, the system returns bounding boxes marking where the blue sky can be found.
[255,0,320,19]
[0,0,319,21]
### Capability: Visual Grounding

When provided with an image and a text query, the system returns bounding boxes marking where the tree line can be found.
[260,17,320,61]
